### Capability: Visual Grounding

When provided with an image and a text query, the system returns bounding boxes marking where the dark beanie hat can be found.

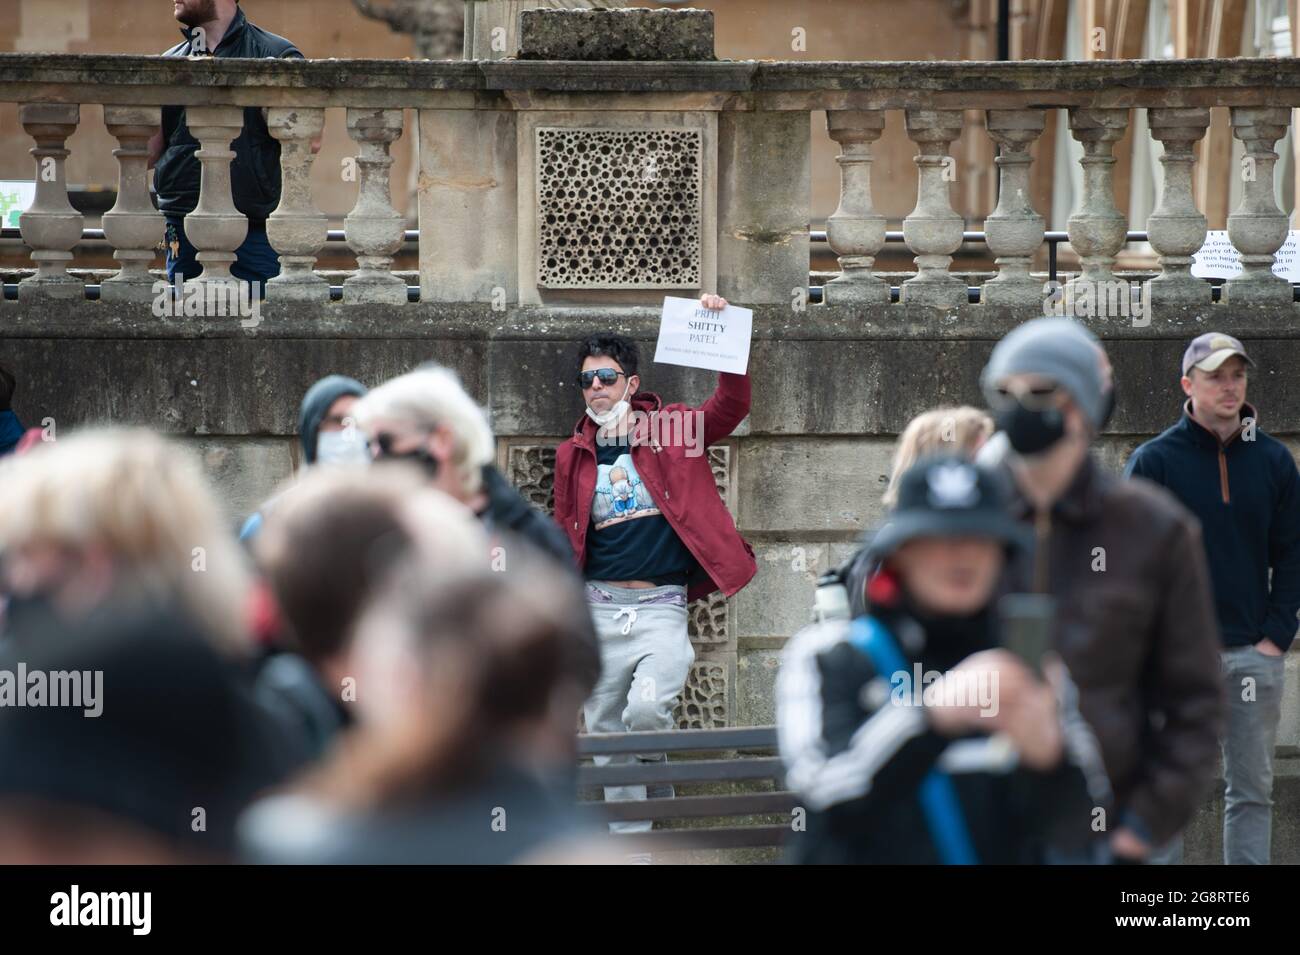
[297,375,367,465]
[0,603,289,857]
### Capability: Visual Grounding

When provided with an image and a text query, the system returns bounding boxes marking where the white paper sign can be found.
[653,296,753,375]
[0,181,35,229]
[1191,229,1300,282]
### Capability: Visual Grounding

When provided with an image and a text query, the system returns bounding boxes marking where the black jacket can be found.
[478,464,577,570]
[1125,402,1300,652]
[777,599,1109,864]
[1001,454,1224,849]
[154,8,303,222]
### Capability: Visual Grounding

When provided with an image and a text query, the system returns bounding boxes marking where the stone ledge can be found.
[6,300,1300,342]
[2,54,1300,104]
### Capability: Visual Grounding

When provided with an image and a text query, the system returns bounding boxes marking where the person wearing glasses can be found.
[553,293,758,838]
[979,317,1224,863]
[350,363,574,569]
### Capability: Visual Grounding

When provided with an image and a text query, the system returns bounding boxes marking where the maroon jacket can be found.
[554,372,757,603]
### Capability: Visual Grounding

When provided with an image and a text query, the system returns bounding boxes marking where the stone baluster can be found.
[101,106,165,303]
[17,104,83,300]
[981,109,1045,307]
[901,109,966,308]
[266,107,328,303]
[1065,108,1128,305]
[343,108,406,305]
[183,106,248,291]
[1144,107,1211,308]
[823,110,888,305]
[1224,106,1292,305]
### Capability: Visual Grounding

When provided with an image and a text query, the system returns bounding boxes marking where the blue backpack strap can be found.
[847,615,979,866]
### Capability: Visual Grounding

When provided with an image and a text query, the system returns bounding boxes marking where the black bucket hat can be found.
[868,454,1032,562]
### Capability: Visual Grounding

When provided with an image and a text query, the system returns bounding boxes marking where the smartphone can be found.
[997,593,1056,676]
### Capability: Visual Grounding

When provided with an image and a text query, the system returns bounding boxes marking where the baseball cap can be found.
[1182,332,1254,377]
[867,455,1032,562]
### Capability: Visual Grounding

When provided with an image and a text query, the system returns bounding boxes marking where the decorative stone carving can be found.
[536,127,701,289]
[182,106,248,292]
[267,106,329,304]
[17,103,83,301]
[707,444,730,502]
[688,593,729,647]
[100,105,164,303]
[900,109,966,308]
[1224,106,1292,305]
[823,110,889,305]
[1143,107,1211,308]
[507,444,558,514]
[343,107,406,305]
[673,661,728,729]
[1065,107,1128,300]
[981,109,1046,307]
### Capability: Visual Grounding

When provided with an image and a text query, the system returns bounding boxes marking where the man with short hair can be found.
[553,294,757,835]
[1125,332,1300,864]
[980,317,1224,862]
[148,1,310,293]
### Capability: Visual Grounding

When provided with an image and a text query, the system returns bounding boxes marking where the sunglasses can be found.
[578,368,627,389]
[371,433,405,456]
[990,382,1061,412]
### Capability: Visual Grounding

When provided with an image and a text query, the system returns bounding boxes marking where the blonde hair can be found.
[0,428,250,651]
[883,407,994,507]
[351,365,495,496]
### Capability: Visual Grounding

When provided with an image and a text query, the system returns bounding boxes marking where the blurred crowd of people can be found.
[0,313,1294,865]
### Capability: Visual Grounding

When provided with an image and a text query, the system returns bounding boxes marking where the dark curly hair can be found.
[575,334,639,379]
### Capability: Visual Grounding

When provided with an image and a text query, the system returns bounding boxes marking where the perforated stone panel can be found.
[688,592,729,647]
[536,127,702,289]
[506,444,558,515]
[673,661,728,729]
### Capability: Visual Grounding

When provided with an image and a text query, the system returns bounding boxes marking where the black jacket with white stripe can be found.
[776,600,1110,864]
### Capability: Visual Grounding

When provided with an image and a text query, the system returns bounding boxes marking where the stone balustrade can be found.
[6,37,1300,862]
[3,54,1300,316]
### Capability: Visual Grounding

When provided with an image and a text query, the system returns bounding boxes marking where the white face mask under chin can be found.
[585,381,631,428]
[315,429,370,467]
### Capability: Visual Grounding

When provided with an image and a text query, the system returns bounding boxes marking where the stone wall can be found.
[6,300,1299,761]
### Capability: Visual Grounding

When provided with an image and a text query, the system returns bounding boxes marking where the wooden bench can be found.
[576,725,796,851]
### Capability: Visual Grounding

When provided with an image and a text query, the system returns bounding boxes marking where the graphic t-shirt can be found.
[584,436,697,586]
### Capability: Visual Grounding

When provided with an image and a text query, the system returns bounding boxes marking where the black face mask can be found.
[996,401,1067,456]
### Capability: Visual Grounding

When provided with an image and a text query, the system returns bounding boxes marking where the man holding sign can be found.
[554,294,757,837]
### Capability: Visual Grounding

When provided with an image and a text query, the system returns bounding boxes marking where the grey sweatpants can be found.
[582,582,694,834]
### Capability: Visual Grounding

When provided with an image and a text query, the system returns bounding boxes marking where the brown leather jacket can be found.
[1006,453,1224,847]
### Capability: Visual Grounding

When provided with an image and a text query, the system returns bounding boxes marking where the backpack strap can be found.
[848,615,980,865]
